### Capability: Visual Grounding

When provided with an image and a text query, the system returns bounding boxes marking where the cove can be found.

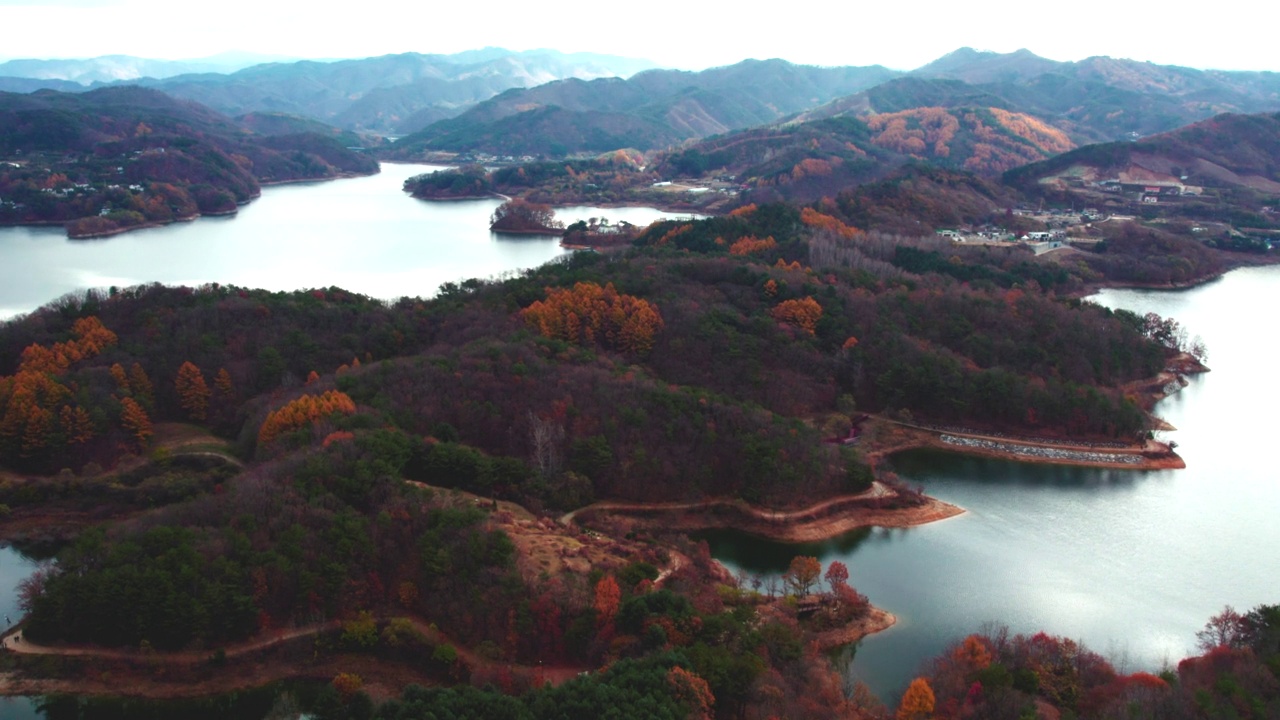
[701,265,1280,701]
[0,163,698,321]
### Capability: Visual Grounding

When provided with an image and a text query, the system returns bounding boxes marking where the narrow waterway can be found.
[0,163,697,320]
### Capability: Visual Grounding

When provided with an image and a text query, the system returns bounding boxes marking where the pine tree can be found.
[175,361,211,421]
[120,397,152,451]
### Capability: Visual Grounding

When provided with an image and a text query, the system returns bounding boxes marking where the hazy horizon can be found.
[1,0,1276,74]
[0,45,1275,79]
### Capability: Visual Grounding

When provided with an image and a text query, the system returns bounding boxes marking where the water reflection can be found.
[701,267,1280,702]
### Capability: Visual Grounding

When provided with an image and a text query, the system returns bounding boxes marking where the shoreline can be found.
[1068,253,1280,300]
[567,485,966,544]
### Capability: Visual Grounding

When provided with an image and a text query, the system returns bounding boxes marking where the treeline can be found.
[899,603,1280,719]
[0,87,377,235]
[402,154,724,210]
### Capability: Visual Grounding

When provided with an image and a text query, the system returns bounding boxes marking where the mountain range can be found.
[385,47,1280,162]
[0,49,658,136]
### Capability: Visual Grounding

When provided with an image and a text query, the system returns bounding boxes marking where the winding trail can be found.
[559,481,891,526]
[1,614,587,687]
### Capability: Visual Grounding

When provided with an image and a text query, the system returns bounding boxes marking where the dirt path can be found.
[1,621,333,661]
[0,613,589,694]
[560,482,890,526]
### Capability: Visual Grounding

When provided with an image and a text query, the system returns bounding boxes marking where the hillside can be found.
[652,106,1074,205]
[1005,112,1280,231]
[795,50,1280,146]
[386,59,901,158]
[0,86,378,237]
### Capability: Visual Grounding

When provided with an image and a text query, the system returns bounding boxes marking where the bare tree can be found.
[528,410,565,477]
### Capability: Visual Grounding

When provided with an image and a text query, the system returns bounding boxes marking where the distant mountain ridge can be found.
[0,49,660,136]
[0,52,302,84]
[386,58,902,157]
[904,48,1280,141]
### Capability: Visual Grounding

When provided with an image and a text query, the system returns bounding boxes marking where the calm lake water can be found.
[703,265,1280,702]
[0,162,698,320]
[0,164,696,717]
[0,168,1275,713]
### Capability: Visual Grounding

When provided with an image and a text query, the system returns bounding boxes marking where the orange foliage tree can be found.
[728,235,778,256]
[119,397,152,451]
[667,666,715,720]
[214,368,234,398]
[0,316,117,460]
[784,555,822,596]
[801,207,861,239]
[258,390,357,446]
[771,297,823,335]
[521,282,664,355]
[175,361,211,421]
[897,677,936,720]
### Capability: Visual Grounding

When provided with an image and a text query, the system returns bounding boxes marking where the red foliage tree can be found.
[824,560,850,595]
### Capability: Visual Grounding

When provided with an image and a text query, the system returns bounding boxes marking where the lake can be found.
[0,162,699,320]
[702,265,1280,702]
[0,167,1275,713]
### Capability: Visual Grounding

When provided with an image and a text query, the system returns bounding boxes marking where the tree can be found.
[770,297,823,335]
[490,198,563,233]
[258,390,357,446]
[783,556,822,596]
[667,666,715,720]
[1196,605,1248,651]
[175,361,211,421]
[214,368,234,398]
[119,397,152,450]
[824,560,850,595]
[594,576,621,628]
[128,363,154,407]
[521,282,664,355]
[897,677,935,720]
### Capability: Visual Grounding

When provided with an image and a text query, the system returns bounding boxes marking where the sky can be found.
[0,0,1275,72]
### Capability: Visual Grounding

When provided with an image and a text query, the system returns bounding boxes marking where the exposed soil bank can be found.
[568,485,965,544]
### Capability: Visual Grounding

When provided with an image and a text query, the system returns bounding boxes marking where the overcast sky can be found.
[0,0,1274,72]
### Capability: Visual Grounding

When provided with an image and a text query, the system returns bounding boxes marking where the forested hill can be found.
[904,48,1280,142]
[652,107,1075,205]
[1007,111,1280,192]
[384,59,900,158]
[0,86,378,237]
